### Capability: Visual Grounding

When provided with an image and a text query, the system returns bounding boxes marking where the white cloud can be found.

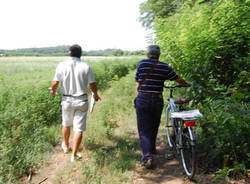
[0,0,150,50]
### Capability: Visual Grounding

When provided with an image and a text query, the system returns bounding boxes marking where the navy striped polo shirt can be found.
[135,58,178,94]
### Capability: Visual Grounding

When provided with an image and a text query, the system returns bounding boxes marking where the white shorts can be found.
[61,96,88,132]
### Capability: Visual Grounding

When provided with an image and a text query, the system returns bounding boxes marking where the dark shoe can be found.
[142,158,153,169]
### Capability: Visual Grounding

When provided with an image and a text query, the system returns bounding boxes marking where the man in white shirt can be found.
[50,44,100,162]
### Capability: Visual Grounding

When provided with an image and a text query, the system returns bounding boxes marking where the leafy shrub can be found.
[155,0,249,103]
[0,83,61,183]
[146,0,249,177]
[90,58,139,90]
[198,97,249,177]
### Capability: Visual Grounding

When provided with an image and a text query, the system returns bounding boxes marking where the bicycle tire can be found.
[180,126,196,179]
[166,105,177,151]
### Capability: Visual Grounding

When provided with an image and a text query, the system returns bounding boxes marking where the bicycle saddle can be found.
[175,97,189,104]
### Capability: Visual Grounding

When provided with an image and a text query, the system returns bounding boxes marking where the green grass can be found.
[0,56,142,87]
[54,71,142,184]
[0,56,142,183]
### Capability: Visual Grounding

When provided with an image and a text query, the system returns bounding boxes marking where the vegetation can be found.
[0,56,141,183]
[0,0,249,182]
[0,46,145,57]
[55,71,141,184]
[140,0,249,178]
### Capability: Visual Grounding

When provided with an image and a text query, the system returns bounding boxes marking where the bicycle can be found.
[164,85,203,179]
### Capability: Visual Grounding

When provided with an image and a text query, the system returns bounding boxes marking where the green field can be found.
[0,56,141,86]
[0,56,142,183]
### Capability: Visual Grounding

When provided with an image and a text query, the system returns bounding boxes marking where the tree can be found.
[112,49,124,56]
[139,0,188,29]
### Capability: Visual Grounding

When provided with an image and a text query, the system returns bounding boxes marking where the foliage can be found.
[112,49,124,56]
[0,57,140,183]
[197,97,249,177]
[154,0,249,103]
[90,57,140,90]
[0,46,145,57]
[0,45,70,56]
[140,0,249,178]
[0,84,61,183]
[139,0,188,29]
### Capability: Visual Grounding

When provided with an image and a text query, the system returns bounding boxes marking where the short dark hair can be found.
[69,44,82,58]
[147,45,160,58]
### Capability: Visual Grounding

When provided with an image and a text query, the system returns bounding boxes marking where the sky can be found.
[0,0,152,51]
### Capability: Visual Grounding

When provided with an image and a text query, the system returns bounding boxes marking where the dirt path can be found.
[20,145,70,184]
[21,138,247,184]
[22,138,203,184]
[22,142,189,184]
[132,140,213,184]
[20,123,247,184]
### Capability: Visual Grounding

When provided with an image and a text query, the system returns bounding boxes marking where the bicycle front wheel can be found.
[166,105,176,150]
[180,126,196,179]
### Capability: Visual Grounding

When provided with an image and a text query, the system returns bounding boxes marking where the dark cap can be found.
[147,45,160,57]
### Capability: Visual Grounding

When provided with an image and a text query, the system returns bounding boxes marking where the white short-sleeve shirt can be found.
[53,57,95,96]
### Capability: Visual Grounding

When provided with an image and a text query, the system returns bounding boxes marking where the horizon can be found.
[0,45,146,52]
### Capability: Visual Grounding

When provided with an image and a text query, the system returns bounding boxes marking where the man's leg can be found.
[71,98,88,160]
[62,126,70,148]
[61,97,74,151]
[135,95,153,163]
[150,97,163,154]
[72,131,82,157]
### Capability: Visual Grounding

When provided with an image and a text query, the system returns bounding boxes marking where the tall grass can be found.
[0,56,142,183]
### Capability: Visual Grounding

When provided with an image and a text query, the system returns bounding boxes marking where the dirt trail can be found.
[21,139,204,184]
[132,141,206,184]
[20,145,69,184]
[21,139,248,184]
[20,127,247,184]
[22,143,188,184]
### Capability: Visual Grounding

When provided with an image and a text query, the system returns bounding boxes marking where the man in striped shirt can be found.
[135,45,190,169]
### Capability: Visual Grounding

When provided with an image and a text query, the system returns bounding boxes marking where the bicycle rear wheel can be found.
[180,126,196,179]
[165,105,177,151]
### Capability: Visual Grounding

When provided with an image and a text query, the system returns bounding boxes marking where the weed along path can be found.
[26,145,71,184]
[20,72,246,184]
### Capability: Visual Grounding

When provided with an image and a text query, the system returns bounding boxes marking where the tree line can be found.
[0,45,145,56]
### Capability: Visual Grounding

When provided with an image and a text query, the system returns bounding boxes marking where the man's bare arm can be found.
[89,82,101,101]
[175,77,191,87]
[49,81,59,96]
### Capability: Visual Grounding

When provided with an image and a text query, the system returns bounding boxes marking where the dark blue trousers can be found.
[135,94,163,162]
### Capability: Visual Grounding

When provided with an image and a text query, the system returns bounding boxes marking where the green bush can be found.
[90,58,139,90]
[0,84,61,183]
[198,98,249,176]
[146,0,249,177]
[0,57,140,183]
[155,0,249,103]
